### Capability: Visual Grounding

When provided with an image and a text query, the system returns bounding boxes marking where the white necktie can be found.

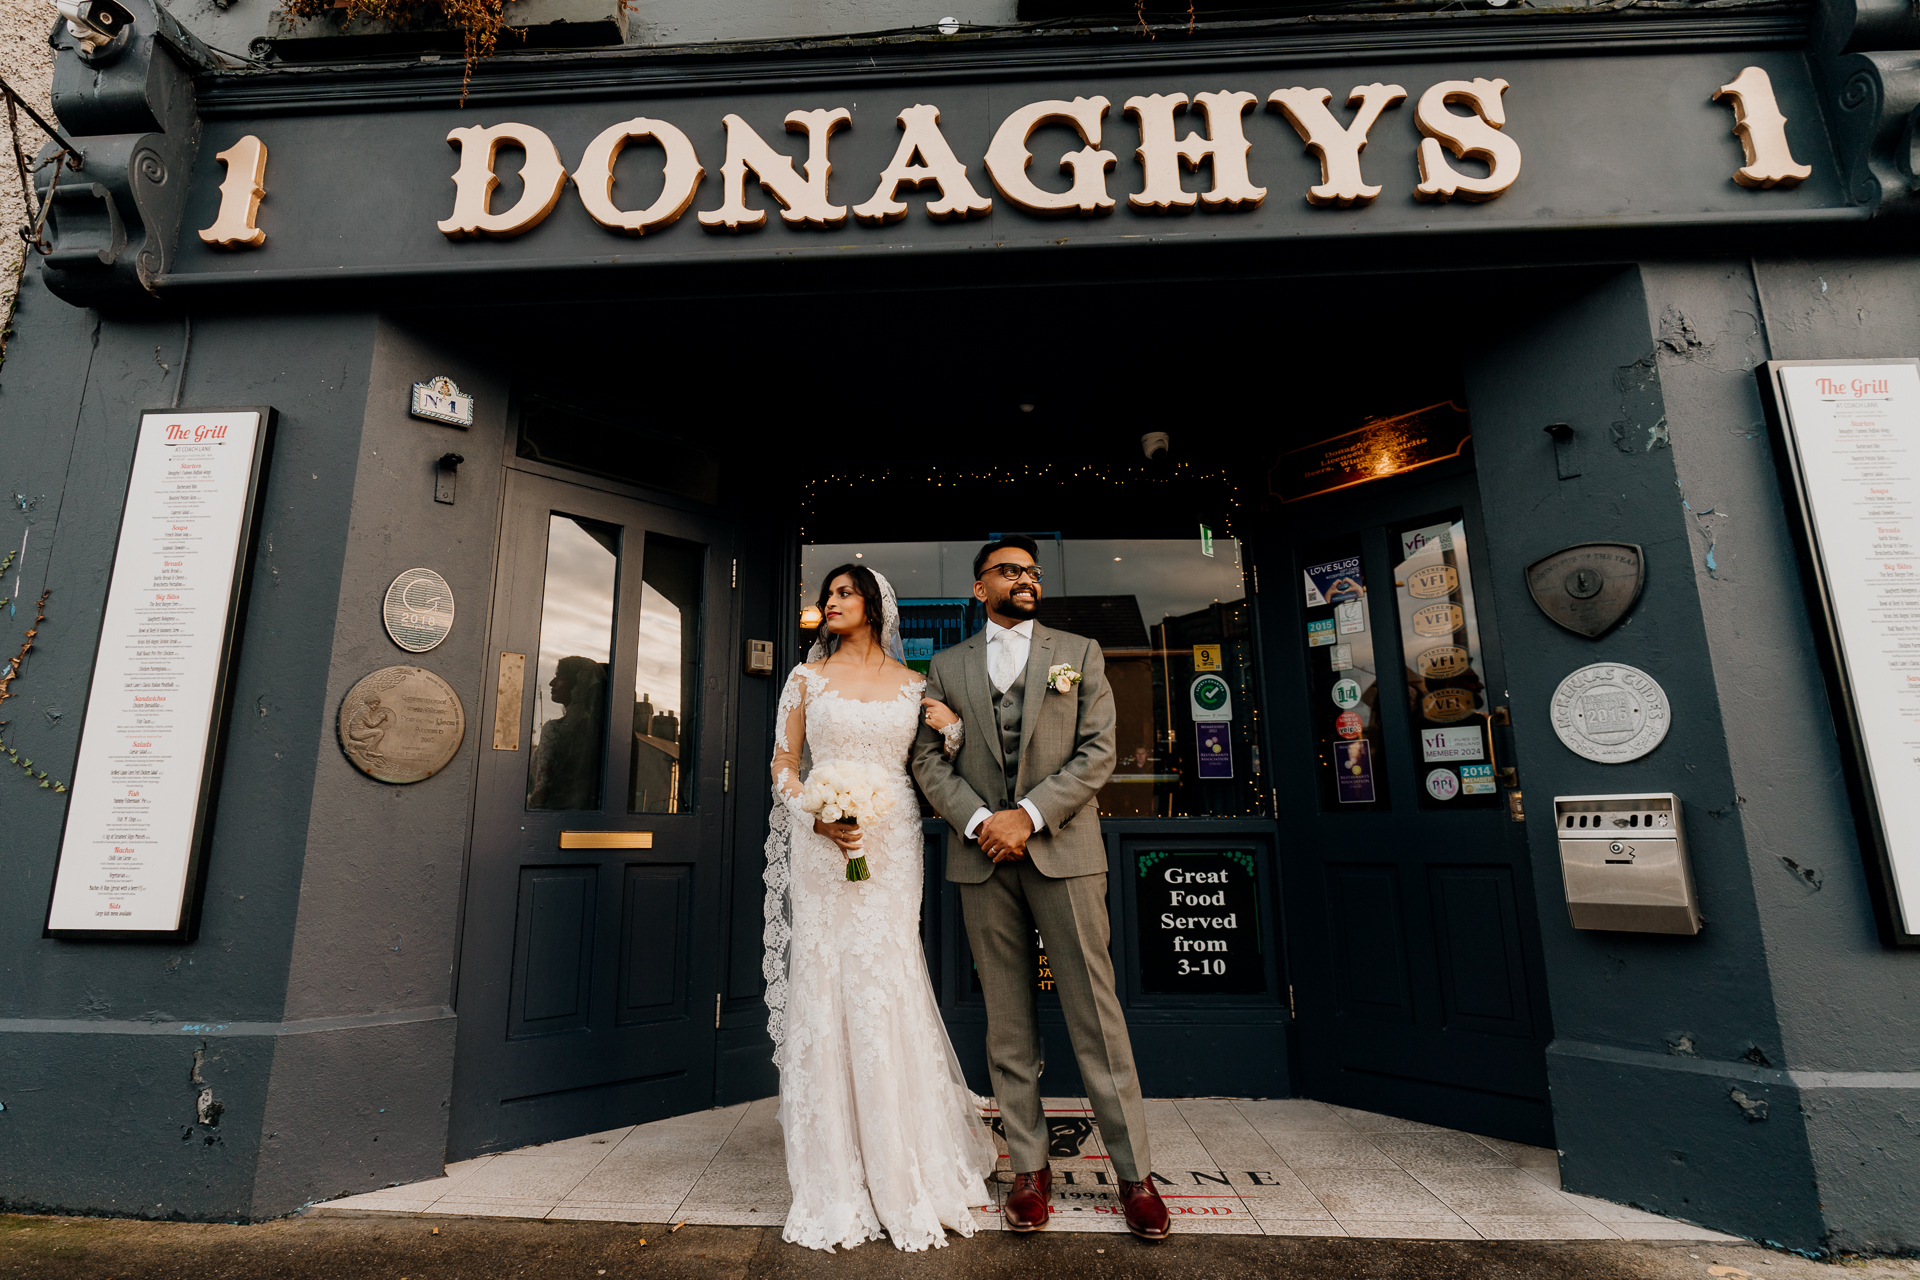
[992,631,1020,693]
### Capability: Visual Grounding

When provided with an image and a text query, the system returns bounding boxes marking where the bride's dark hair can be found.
[816,564,888,652]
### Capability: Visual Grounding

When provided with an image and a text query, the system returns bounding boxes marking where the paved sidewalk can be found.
[323,1097,1740,1242]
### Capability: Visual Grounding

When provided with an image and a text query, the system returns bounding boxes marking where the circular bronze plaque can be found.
[384,567,455,654]
[339,666,466,784]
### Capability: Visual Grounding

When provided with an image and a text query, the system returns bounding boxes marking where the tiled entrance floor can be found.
[324,1097,1740,1242]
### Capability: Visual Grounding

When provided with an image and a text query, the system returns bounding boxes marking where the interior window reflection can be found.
[800,535,1259,818]
[631,533,704,814]
[527,514,619,811]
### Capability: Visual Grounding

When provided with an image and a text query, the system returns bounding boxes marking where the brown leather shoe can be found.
[1118,1177,1171,1240]
[1002,1168,1051,1231]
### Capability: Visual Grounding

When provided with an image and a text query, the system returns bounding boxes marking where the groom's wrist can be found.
[964,806,993,840]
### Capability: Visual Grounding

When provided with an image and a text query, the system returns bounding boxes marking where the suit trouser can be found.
[959,857,1150,1182]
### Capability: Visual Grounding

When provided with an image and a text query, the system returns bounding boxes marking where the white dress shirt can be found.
[966,618,1047,842]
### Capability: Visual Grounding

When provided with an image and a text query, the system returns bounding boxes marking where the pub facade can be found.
[0,0,1916,1252]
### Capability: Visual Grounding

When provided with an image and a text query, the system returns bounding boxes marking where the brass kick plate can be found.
[560,831,654,850]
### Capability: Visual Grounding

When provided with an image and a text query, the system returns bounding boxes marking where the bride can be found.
[764,563,997,1252]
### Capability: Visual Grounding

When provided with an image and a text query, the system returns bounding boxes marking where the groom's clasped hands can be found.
[919,694,1031,863]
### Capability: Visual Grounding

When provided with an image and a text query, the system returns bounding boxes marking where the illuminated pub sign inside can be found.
[197,66,1816,249]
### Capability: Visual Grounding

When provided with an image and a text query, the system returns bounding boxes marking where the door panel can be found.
[1262,460,1555,1145]
[509,866,597,1037]
[450,468,735,1157]
[618,865,691,1022]
[1326,865,1415,1023]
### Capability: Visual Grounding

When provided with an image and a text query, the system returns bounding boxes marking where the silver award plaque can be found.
[384,567,455,653]
[1550,662,1671,763]
[339,666,467,784]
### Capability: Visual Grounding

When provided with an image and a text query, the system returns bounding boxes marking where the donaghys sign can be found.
[192,63,1823,253]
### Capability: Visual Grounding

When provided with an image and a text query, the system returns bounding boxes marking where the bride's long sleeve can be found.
[770,665,810,811]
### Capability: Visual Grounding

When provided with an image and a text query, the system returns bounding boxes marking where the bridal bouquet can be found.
[800,761,896,882]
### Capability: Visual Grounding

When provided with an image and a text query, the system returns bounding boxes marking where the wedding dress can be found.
[764,573,996,1252]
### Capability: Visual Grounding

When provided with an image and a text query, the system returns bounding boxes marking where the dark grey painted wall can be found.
[1461,260,1919,1253]
[1648,255,1920,1253]
[1464,265,1822,1246]
[0,283,517,1218]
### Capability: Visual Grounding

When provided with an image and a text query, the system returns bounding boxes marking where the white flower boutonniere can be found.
[1047,663,1083,694]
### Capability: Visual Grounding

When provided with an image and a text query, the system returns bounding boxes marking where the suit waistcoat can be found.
[992,665,1028,806]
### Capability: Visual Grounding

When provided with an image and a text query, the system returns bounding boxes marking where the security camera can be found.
[1141,431,1170,462]
[53,0,135,55]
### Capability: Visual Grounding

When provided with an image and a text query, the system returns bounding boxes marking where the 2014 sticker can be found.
[1460,763,1496,795]
[1331,678,1361,710]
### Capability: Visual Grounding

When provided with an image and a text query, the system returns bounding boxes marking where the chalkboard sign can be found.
[1136,850,1265,994]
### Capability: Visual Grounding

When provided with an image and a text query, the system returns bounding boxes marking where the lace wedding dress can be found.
[763,577,995,1253]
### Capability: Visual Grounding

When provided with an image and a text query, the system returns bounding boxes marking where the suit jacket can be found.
[911,622,1117,883]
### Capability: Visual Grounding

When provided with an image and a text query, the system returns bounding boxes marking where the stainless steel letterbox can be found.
[1554,793,1702,935]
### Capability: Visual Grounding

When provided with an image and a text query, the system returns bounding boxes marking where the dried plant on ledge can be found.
[276,0,526,92]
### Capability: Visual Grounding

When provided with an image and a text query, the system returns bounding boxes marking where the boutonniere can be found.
[1047,663,1082,694]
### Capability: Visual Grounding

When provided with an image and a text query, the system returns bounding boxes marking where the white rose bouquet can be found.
[799,760,897,882]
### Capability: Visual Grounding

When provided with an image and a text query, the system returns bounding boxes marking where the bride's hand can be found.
[920,697,959,731]
[814,818,862,857]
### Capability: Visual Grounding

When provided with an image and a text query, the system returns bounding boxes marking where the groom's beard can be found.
[990,585,1040,622]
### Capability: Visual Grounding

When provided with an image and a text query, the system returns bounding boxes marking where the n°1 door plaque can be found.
[45,408,276,940]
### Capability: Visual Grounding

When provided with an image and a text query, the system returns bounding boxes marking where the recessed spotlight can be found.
[1018,403,1035,413]
[1113,557,1123,562]
[855,553,863,558]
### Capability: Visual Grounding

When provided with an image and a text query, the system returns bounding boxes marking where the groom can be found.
[912,535,1170,1241]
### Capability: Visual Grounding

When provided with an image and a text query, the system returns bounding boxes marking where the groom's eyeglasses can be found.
[985,564,1045,583]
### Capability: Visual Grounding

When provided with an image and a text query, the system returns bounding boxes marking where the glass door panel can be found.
[630,531,705,815]
[526,514,620,812]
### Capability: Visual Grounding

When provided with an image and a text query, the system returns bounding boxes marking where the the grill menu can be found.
[1776,362,1920,937]
[46,411,265,934]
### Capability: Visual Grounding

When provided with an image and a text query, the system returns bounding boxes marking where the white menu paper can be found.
[46,411,266,934]
[1775,362,1920,937]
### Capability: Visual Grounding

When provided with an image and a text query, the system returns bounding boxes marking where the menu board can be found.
[44,409,274,939]
[1763,360,1920,946]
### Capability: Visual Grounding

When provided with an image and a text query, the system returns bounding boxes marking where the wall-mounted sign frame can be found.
[44,408,277,942]
[1759,358,1920,948]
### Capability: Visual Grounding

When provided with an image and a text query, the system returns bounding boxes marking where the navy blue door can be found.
[450,467,735,1157]
[1259,460,1555,1146]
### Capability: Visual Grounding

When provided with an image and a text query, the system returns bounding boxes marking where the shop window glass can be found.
[528,514,618,811]
[800,536,1262,818]
[630,533,704,814]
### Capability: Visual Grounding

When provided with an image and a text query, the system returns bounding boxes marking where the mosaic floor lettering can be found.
[323,1097,1741,1242]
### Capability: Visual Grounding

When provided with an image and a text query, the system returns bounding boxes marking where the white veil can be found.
[762,568,906,1060]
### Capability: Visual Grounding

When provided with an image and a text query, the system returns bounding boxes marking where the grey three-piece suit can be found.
[910,622,1151,1182]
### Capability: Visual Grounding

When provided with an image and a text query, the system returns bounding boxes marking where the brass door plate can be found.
[560,831,654,850]
[492,652,525,750]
